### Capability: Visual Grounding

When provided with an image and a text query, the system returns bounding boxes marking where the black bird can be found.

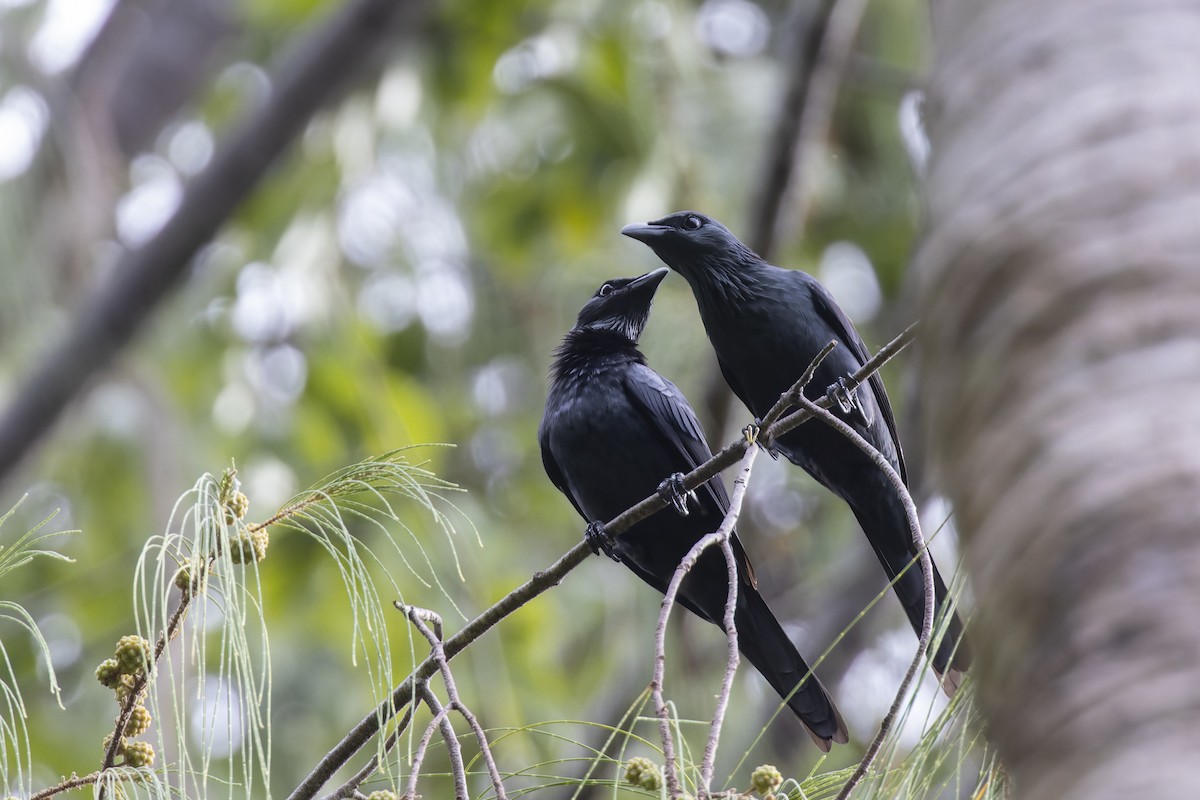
[621,212,971,690]
[539,267,848,750]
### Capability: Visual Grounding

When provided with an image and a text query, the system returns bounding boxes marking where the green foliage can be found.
[0,498,75,797]
[120,451,465,796]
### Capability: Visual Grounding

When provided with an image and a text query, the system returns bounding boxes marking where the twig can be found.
[319,704,414,800]
[286,541,593,800]
[408,684,466,800]
[790,395,933,800]
[699,450,758,799]
[99,587,194,792]
[29,772,103,800]
[0,0,430,488]
[650,446,758,799]
[287,322,918,800]
[401,605,508,800]
[756,339,840,432]
[772,322,918,438]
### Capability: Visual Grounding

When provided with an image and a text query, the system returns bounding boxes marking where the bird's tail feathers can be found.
[734,588,848,749]
[847,493,973,681]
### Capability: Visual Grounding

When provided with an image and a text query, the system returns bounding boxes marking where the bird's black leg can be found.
[585,521,622,562]
[825,375,873,427]
[657,472,695,517]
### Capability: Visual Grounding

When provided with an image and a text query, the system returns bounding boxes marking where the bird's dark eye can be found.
[683,215,703,230]
[598,283,614,297]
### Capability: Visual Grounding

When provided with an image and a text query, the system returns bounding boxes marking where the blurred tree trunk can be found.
[913,1,1200,797]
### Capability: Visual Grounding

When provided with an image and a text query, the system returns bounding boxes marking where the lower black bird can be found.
[539,267,848,750]
[621,212,971,691]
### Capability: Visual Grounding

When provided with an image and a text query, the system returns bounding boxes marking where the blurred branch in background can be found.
[747,0,869,256]
[0,0,429,493]
[71,0,234,160]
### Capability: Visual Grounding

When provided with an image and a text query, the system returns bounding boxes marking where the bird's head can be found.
[572,267,669,343]
[620,211,760,279]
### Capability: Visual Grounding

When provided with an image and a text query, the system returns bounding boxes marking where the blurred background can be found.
[0,0,965,795]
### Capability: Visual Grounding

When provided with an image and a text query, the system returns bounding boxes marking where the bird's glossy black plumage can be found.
[622,212,971,689]
[539,267,848,749]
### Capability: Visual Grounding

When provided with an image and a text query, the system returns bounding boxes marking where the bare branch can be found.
[99,586,194,792]
[408,684,466,800]
[699,454,757,799]
[0,0,430,488]
[29,772,103,800]
[319,704,414,800]
[788,395,933,800]
[757,339,840,432]
[780,0,871,234]
[401,605,508,800]
[651,445,756,799]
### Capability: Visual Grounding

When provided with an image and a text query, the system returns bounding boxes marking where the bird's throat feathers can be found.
[550,328,646,384]
[675,247,769,312]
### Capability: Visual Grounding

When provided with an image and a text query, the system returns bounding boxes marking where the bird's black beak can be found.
[627,266,669,293]
[621,222,670,243]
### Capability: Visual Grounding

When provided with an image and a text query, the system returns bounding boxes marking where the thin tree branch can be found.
[401,605,508,800]
[651,445,756,799]
[100,587,193,783]
[408,685,467,800]
[699,452,757,799]
[0,0,429,488]
[288,322,918,800]
[788,396,933,800]
[29,772,103,800]
[319,704,414,800]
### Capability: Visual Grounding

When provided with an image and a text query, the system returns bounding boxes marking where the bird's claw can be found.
[826,374,873,427]
[826,376,859,415]
[657,472,695,517]
[585,521,621,562]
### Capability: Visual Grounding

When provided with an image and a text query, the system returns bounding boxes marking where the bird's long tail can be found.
[849,488,972,691]
[734,587,849,751]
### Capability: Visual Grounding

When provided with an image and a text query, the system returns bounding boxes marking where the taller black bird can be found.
[539,267,848,750]
[622,212,971,689]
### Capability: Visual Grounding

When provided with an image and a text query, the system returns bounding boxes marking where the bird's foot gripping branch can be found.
[584,519,621,561]
[656,471,696,517]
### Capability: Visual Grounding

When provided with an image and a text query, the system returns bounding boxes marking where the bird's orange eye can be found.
[684,215,702,230]
[598,283,614,297]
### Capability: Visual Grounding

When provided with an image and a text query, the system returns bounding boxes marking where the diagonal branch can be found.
[0,0,430,488]
[318,704,414,800]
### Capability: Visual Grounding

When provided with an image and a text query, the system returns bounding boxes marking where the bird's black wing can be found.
[538,417,589,521]
[804,277,908,485]
[621,363,757,587]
